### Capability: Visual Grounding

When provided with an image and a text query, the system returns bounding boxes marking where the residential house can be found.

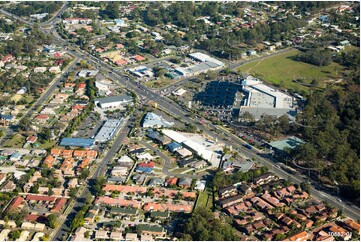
[177,177,192,188]
[218,185,237,198]
[0,173,6,185]
[94,230,109,240]
[218,194,243,208]
[137,224,165,238]
[1,180,16,192]
[284,231,310,241]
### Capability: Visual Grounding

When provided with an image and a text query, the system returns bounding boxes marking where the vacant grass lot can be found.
[196,190,213,210]
[4,134,25,148]
[143,77,174,89]
[237,49,343,93]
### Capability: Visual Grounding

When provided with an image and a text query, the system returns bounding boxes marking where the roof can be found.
[9,196,24,210]
[94,95,132,105]
[142,112,174,128]
[178,177,192,186]
[102,184,147,193]
[26,195,57,202]
[150,211,169,218]
[137,224,164,233]
[110,207,137,215]
[60,138,94,148]
[167,142,182,152]
[269,136,305,151]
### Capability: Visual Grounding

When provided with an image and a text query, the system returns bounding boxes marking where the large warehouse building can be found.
[239,76,296,120]
[94,95,132,109]
[95,118,123,143]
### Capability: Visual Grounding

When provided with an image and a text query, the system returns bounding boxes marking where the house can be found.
[68,178,78,189]
[165,177,178,187]
[141,234,153,241]
[284,231,310,241]
[148,177,164,187]
[125,233,138,241]
[194,180,206,191]
[190,160,207,169]
[240,184,252,195]
[102,184,147,194]
[137,224,165,237]
[49,66,61,74]
[8,196,24,211]
[35,114,49,122]
[43,155,55,168]
[26,135,38,144]
[115,59,128,66]
[0,173,6,185]
[218,185,237,198]
[167,142,182,152]
[177,177,192,188]
[84,211,95,225]
[94,230,109,240]
[328,225,352,240]
[133,55,145,62]
[1,180,16,192]
[18,231,30,241]
[51,198,67,213]
[95,197,141,208]
[343,219,360,234]
[111,166,128,176]
[155,136,172,146]
[10,151,22,162]
[110,207,138,217]
[150,211,169,219]
[218,194,243,208]
[254,172,276,185]
[63,18,92,25]
[110,231,123,240]
[247,50,257,56]
[340,40,350,46]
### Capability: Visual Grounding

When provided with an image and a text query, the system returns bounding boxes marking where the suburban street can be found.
[52,116,133,240]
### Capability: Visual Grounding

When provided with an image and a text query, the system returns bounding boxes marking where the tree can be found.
[47,214,58,229]
[39,127,52,141]
[300,182,311,194]
[239,111,255,124]
[105,2,120,19]
[8,230,21,240]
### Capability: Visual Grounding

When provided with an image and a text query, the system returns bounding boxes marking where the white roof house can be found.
[17,231,30,241]
[195,180,206,191]
[32,232,45,241]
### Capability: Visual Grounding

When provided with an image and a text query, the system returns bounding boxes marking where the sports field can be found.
[237,49,343,92]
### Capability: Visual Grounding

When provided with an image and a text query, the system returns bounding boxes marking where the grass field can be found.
[196,190,213,210]
[143,77,174,89]
[4,134,25,148]
[236,49,343,93]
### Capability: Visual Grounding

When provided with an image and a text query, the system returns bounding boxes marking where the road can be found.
[0,56,78,146]
[138,140,201,179]
[2,7,359,224]
[52,32,360,221]
[52,116,133,241]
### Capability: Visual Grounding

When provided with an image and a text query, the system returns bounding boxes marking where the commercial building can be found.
[95,118,123,142]
[94,95,132,109]
[78,69,99,77]
[142,112,174,128]
[239,76,296,120]
[60,138,95,148]
[175,52,224,77]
